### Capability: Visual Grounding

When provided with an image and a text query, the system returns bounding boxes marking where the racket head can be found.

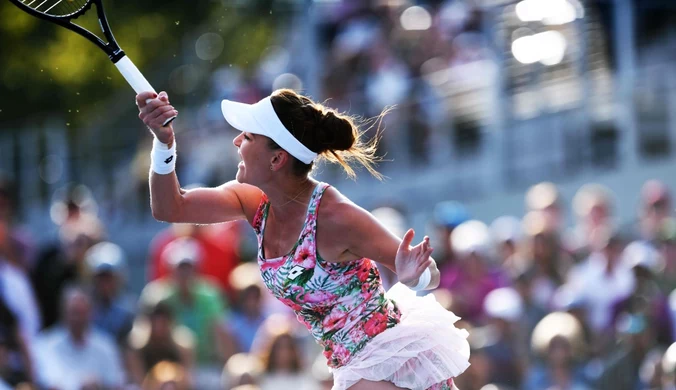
[6,0,124,60]
[7,0,94,20]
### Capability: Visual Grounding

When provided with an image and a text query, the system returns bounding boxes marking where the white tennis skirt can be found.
[331,283,471,390]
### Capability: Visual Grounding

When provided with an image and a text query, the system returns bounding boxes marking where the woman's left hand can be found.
[395,229,433,287]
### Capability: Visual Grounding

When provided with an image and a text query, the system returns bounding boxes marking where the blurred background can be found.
[1,0,676,388]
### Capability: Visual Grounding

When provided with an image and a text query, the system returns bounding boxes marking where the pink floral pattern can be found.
[429,379,454,390]
[253,183,401,368]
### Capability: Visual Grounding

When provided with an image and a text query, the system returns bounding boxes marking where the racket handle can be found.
[115,55,176,126]
[115,55,156,95]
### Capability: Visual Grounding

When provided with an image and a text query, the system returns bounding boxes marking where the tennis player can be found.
[136,89,470,390]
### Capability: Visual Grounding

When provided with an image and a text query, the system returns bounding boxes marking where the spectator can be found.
[455,333,491,390]
[565,229,634,338]
[0,296,34,387]
[0,175,35,271]
[0,240,40,342]
[490,216,527,278]
[35,286,124,390]
[85,241,135,346]
[614,241,672,346]
[525,182,564,235]
[32,184,104,329]
[551,286,594,357]
[147,222,245,302]
[223,262,269,354]
[444,220,508,323]
[568,183,615,259]
[524,312,590,390]
[140,361,189,390]
[657,218,676,293]
[639,180,672,243]
[138,236,229,389]
[126,302,194,389]
[481,287,527,388]
[0,178,40,345]
[521,211,571,311]
[662,342,676,390]
[595,313,656,390]
[258,332,315,390]
[231,386,263,390]
[639,347,666,389]
[222,353,263,389]
[432,200,470,271]
[513,270,549,340]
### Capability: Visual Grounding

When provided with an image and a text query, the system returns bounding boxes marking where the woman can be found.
[136,89,470,390]
[258,332,314,390]
[126,302,194,388]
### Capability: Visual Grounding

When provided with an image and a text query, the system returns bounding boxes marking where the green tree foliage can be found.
[0,0,283,129]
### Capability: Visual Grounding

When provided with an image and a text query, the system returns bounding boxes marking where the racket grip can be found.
[115,55,176,126]
[115,55,156,95]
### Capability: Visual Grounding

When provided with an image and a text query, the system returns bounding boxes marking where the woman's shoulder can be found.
[224,181,264,204]
[318,185,370,229]
[221,181,265,223]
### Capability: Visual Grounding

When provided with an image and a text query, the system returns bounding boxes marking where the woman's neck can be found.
[261,177,316,216]
[550,365,572,388]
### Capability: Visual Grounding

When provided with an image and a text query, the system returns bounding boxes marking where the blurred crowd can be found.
[190,0,488,180]
[5,169,676,390]
[315,0,489,163]
[426,179,676,390]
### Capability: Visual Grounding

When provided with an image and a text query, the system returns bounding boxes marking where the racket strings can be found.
[23,0,89,17]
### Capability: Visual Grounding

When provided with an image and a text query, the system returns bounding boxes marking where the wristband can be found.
[410,267,432,292]
[150,137,176,175]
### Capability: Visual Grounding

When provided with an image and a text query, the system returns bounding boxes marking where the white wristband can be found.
[410,267,432,292]
[150,138,176,175]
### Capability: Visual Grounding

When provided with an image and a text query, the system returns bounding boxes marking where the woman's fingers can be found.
[138,100,171,122]
[398,229,415,253]
[136,92,157,108]
[417,248,433,267]
[421,236,430,255]
[147,105,176,122]
[416,259,432,275]
[155,109,177,127]
[411,236,432,258]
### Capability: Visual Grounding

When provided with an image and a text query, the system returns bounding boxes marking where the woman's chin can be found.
[235,172,245,184]
[235,165,245,183]
[235,167,256,185]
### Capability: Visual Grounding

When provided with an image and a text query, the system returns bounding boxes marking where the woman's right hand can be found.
[136,91,177,144]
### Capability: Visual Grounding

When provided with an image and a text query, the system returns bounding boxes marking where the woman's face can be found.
[232,132,275,186]
[150,314,173,340]
[269,334,299,372]
[240,286,262,316]
[588,204,609,226]
[548,336,573,366]
[532,234,552,260]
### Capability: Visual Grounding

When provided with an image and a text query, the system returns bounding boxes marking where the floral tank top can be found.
[253,182,401,368]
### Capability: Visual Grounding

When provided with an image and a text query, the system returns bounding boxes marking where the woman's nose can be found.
[233,134,242,147]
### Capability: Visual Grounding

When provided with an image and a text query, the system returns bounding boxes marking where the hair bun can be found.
[316,110,355,152]
[270,89,383,180]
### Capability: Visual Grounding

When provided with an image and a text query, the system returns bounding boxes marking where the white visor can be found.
[221,96,318,164]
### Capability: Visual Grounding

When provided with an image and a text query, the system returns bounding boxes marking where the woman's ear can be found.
[270,150,290,172]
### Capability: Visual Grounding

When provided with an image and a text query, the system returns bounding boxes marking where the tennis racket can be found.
[7,0,176,125]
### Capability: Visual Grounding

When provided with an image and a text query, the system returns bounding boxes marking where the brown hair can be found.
[264,333,302,373]
[269,89,385,180]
